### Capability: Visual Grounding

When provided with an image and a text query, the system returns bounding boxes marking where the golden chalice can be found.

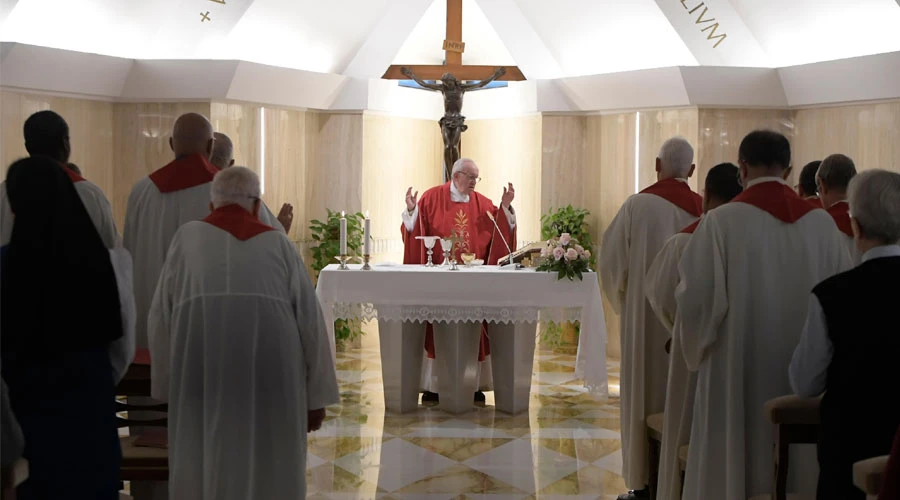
[461,253,476,267]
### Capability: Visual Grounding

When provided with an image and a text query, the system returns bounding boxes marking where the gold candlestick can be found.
[362,254,371,270]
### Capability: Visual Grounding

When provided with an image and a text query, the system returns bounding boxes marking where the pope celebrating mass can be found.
[402,158,516,403]
[148,166,339,500]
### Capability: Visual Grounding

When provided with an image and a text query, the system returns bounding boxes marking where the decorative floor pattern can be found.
[307,347,624,500]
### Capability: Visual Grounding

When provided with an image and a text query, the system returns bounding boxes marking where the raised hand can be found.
[405,186,418,212]
[501,183,515,208]
[277,203,294,233]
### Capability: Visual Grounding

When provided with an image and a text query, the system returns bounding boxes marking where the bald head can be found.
[170,113,214,159]
[210,132,235,170]
[656,137,695,180]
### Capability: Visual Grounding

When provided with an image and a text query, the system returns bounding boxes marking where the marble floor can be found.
[307,346,624,500]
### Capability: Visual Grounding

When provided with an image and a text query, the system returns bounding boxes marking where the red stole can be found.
[732,180,817,223]
[640,178,703,217]
[64,167,86,184]
[202,204,275,241]
[805,196,823,208]
[680,218,701,234]
[401,182,516,265]
[826,200,853,237]
[149,154,218,193]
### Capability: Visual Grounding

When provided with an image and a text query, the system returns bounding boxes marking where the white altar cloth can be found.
[315,263,609,405]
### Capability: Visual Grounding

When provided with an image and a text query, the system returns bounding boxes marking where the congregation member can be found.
[798,160,823,206]
[1,157,136,500]
[675,131,853,499]
[816,153,858,262]
[66,162,82,176]
[790,169,900,500]
[209,131,294,233]
[599,137,702,500]
[0,110,118,248]
[148,166,339,500]
[643,162,742,500]
[402,157,516,403]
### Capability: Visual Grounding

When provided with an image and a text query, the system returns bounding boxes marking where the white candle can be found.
[339,211,347,255]
[363,211,371,256]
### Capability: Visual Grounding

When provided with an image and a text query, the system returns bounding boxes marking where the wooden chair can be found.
[760,395,821,500]
[116,362,168,483]
[853,455,889,497]
[647,412,664,499]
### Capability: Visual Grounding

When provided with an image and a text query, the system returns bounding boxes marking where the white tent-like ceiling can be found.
[1,0,899,114]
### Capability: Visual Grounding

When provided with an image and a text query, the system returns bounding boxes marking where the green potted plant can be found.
[539,205,596,352]
[308,209,367,350]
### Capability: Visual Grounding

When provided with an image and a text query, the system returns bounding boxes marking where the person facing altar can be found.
[401,157,517,404]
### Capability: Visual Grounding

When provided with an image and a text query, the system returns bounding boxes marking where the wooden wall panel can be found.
[541,115,587,215]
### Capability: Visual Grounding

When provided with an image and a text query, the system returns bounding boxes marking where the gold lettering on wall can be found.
[680,0,727,49]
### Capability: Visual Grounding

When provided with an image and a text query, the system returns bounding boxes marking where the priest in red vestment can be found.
[797,160,823,207]
[401,158,516,404]
[816,153,858,262]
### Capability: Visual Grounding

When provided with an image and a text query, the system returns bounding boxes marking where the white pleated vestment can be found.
[1,175,118,248]
[600,178,701,489]
[676,178,853,499]
[644,230,693,500]
[148,206,339,500]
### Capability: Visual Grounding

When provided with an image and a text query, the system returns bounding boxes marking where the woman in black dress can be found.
[1,156,123,499]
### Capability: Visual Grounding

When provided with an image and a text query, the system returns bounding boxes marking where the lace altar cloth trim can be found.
[330,303,584,324]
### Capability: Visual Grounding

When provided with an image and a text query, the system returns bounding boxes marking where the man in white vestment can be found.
[209,132,294,233]
[0,110,118,248]
[816,154,857,262]
[123,113,219,500]
[600,137,703,500]
[148,167,339,500]
[675,130,853,499]
[644,162,742,500]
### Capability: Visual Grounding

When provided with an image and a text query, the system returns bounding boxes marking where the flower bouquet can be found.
[536,232,592,281]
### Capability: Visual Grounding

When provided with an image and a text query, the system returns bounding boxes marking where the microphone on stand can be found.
[486,210,522,270]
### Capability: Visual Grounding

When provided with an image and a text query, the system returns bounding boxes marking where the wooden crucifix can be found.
[383,0,525,181]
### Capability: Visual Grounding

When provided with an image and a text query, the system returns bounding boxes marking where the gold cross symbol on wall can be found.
[200,11,211,22]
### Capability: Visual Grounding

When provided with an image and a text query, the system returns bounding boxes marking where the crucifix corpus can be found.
[383,0,526,181]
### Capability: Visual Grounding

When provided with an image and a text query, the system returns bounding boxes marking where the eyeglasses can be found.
[460,172,481,183]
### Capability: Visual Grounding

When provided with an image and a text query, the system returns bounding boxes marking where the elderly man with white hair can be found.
[790,169,900,500]
[209,131,295,233]
[402,157,517,404]
[599,136,702,500]
[147,166,339,500]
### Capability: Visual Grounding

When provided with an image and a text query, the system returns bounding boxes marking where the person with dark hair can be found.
[675,130,853,499]
[791,169,900,500]
[0,110,118,247]
[66,162,82,176]
[1,157,135,499]
[645,162,743,500]
[798,160,823,206]
[817,154,858,262]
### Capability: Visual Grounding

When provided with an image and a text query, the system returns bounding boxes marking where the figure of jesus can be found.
[401,66,507,180]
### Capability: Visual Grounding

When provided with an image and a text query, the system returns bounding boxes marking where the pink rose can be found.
[553,247,565,260]
[583,249,591,259]
[565,248,578,261]
[559,233,572,246]
[574,244,584,254]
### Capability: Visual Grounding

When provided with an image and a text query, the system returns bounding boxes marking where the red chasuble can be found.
[680,218,701,235]
[826,200,853,237]
[202,204,276,241]
[400,182,517,362]
[805,196,823,208]
[149,153,218,193]
[640,178,703,217]
[732,180,817,223]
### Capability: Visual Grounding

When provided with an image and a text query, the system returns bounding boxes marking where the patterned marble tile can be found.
[305,349,623,497]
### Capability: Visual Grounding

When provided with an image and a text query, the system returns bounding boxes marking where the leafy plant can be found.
[540,205,596,268]
[308,209,368,348]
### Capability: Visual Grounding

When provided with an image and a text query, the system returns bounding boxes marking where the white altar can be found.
[315,263,608,414]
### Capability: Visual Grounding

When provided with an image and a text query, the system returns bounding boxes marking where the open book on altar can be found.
[497,241,545,266]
